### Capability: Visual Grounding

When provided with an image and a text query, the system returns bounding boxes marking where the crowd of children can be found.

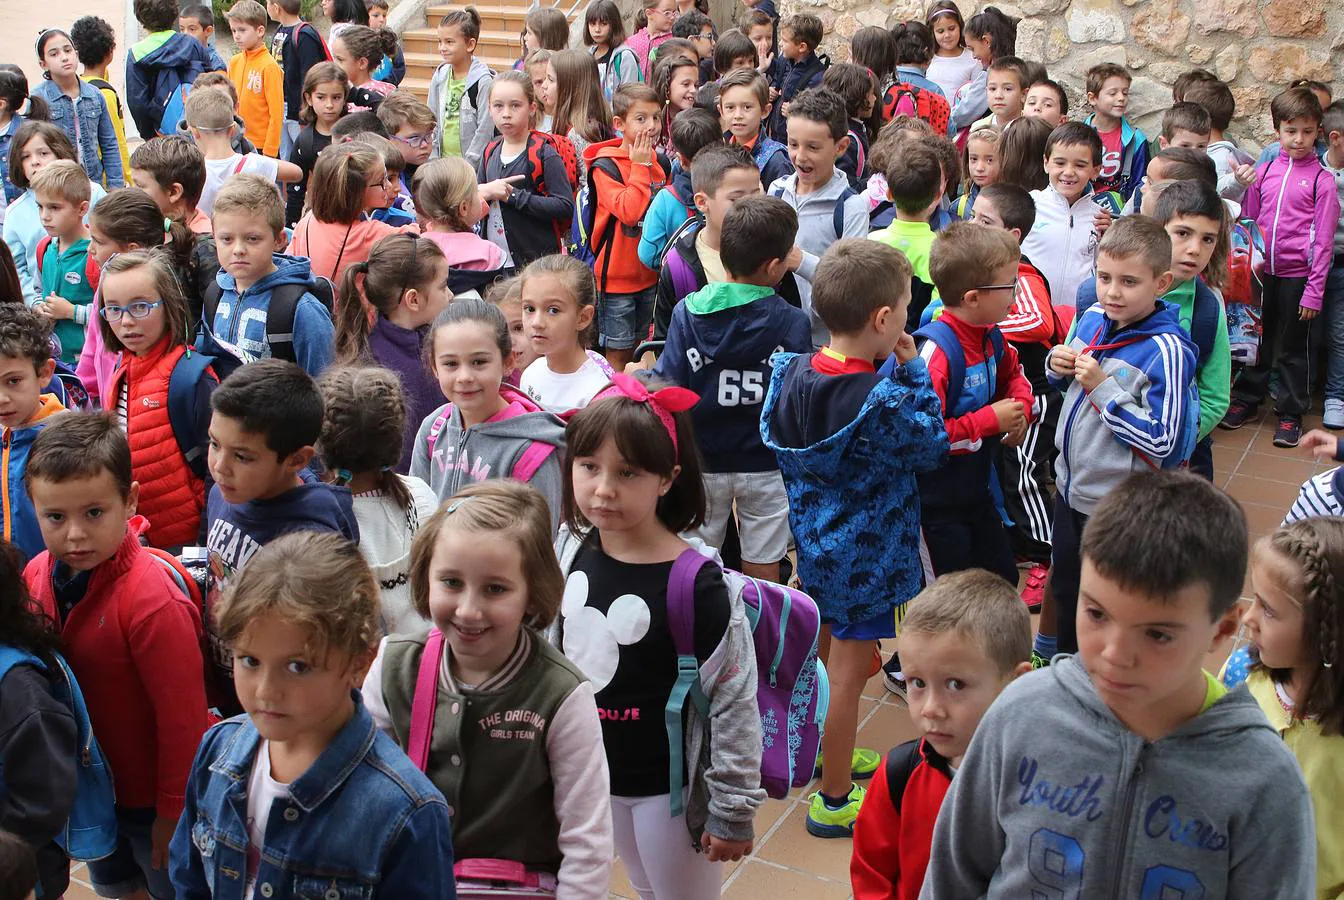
[1,0,1344,898]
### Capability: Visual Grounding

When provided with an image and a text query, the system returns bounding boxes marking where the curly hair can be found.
[317,365,412,511]
[0,302,52,369]
[0,542,63,666]
[69,16,116,69]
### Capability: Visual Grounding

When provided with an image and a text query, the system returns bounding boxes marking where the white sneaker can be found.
[1327,399,1344,431]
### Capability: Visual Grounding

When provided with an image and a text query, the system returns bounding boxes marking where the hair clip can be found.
[445,498,467,514]
[332,467,354,486]
[163,217,172,235]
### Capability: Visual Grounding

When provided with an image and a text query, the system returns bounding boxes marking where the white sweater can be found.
[1022,186,1110,311]
[353,475,440,636]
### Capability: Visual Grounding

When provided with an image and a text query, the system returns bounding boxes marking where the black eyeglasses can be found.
[975,281,1019,297]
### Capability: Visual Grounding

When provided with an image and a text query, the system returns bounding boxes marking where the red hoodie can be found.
[583,137,666,295]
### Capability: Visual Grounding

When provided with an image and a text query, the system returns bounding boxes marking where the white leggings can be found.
[610,794,723,900]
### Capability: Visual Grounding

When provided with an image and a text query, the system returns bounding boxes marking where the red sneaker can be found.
[1021,564,1047,612]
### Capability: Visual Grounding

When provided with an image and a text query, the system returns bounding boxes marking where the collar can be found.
[684,281,776,315]
[1084,113,1133,143]
[815,345,877,374]
[440,628,535,693]
[1163,277,1197,307]
[918,736,954,777]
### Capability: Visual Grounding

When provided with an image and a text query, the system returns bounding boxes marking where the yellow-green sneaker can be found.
[805,783,866,838]
[813,747,881,780]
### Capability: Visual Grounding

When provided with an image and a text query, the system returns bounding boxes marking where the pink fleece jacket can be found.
[1243,150,1341,310]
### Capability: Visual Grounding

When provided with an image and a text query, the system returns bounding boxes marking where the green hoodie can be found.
[1163,277,1231,440]
[684,281,776,315]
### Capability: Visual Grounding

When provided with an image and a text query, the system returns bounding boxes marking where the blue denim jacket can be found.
[0,115,25,207]
[32,80,124,188]
[169,693,457,900]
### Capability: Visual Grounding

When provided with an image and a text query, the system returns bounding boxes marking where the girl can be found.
[290,141,417,286]
[413,156,509,295]
[585,0,642,102]
[100,249,217,551]
[517,5,569,71]
[362,480,611,897]
[653,53,699,156]
[528,50,557,133]
[995,114,1051,191]
[823,62,879,189]
[551,48,614,168]
[325,0,369,39]
[287,62,348,227]
[3,122,106,304]
[926,0,979,103]
[334,232,451,472]
[476,72,575,268]
[486,275,535,386]
[318,364,438,633]
[627,0,678,82]
[0,542,77,900]
[409,298,567,526]
[555,376,764,899]
[33,29,122,190]
[956,124,1000,219]
[0,65,48,212]
[891,21,945,101]
[332,25,398,113]
[1226,518,1344,898]
[949,6,1017,137]
[517,255,612,414]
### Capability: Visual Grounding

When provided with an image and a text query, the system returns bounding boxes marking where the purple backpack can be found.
[664,548,829,814]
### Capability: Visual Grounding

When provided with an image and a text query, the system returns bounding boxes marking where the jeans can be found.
[1324,262,1344,400]
[87,806,174,899]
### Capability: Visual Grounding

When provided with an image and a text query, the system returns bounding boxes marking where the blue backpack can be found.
[166,349,217,480]
[0,646,117,861]
[881,318,1006,410]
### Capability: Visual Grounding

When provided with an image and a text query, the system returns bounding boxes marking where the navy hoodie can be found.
[766,53,826,142]
[126,31,214,139]
[652,281,810,472]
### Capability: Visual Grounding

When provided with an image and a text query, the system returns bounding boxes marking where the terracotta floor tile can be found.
[754,804,855,883]
[723,859,853,899]
[1241,500,1290,535]
[856,701,920,757]
[1224,474,1305,509]
[1234,451,1320,485]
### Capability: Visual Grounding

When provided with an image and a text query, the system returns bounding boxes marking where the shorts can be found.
[598,286,656,350]
[694,471,791,564]
[87,806,174,899]
[825,601,908,642]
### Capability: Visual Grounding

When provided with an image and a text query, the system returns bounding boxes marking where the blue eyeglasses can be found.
[100,300,163,322]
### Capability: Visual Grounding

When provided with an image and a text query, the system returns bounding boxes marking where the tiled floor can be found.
[61,407,1332,900]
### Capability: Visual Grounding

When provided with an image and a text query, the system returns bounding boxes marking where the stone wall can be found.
[786,0,1343,151]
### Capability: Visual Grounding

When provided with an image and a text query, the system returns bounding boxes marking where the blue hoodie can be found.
[652,281,810,472]
[637,165,696,271]
[125,31,214,140]
[207,254,334,376]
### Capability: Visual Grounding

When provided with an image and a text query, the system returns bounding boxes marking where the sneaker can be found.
[1021,564,1047,612]
[882,653,906,700]
[805,783,866,838]
[1326,399,1344,431]
[814,747,881,780]
[1273,417,1303,448]
[1031,649,1051,669]
[1219,400,1256,430]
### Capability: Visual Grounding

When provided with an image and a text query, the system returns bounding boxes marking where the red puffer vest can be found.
[108,340,210,549]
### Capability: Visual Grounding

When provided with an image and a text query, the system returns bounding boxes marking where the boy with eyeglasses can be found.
[377,91,436,194]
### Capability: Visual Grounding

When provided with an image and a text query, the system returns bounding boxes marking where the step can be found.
[402,27,523,48]
[426,4,530,31]
[401,44,516,71]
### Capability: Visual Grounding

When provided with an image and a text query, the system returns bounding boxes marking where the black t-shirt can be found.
[564,537,731,797]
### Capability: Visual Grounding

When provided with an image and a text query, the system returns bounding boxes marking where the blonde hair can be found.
[309,142,382,224]
[30,159,90,205]
[377,90,435,132]
[226,0,267,26]
[413,156,478,230]
[899,569,1032,675]
[97,250,192,352]
[184,84,235,130]
[213,173,284,233]
[409,481,564,628]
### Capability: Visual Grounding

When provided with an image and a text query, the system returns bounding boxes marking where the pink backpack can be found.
[424,411,557,484]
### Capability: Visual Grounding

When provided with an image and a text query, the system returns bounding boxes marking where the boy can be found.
[23,412,210,900]
[762,238,948,837]
[367,0,407,85]
[1183,79,1256,200]
[713,28,757,77]
[204,359,358,711]
[428,9,496,167]
[583,83,668,369]
[637,107,721,271]
[131,135,212,234]
[1257,80,1331,165]
[851,569,1032,900]
[765,13,825,142]
[1083,62,1149,202]
[672,10,716,84]
[869,143,943,326]
[185,87,301,217]
[31,161,94,365]
[1157,101,1211,152]
[0,305,63,563]
[205,175,334,374]
[125,0,216,140]
[974,56,1028,131]
[356,132,416,226]
[1021,122,1117,312]
[1221,87,1340,447]
[1044,215,1197,655]
[651,194,810,583]
[173,72,258,156]
[744,9,776,77]
[180,4,229,71]
[1323,101,1344,431]
[1023,78,1067,127]
[69,16,133,187]
[822,63,876,191]
[227,0,285,158]
[771,87,870,347]
[720,68,793,188]
[266,0,330,161]
[378,90,436,191]
[921,470,1315,899]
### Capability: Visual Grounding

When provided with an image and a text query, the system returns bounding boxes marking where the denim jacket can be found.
[32,80,124,188]
[0,115,25,207]
[169,693,457,899]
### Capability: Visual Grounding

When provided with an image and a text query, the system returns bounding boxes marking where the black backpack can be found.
[198,276,335,377]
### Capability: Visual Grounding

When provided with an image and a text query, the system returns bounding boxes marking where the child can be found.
[1084,62,1149,202]
[0,305,62,563]
[179,4,230,72]
[100,249,217,550]
[477,72,576,269]
[821,62,876,191]
[653,52,700,156]
[975,55,1027,131]
[360,133,416,226]
[430,7,497,167]
[627,0,678,82]
[332,25,398,113]
[922,470,1315,898]
[926,0,978,103]
[33,29,123,190]
[956,124,999,219]
[487,275,535,384]
[722,68,793,190]
[125,0,214,140]
[1322,101,1344,433]
[1158,100,1211,152]
[327,0,369,38]
[582,82,666,368]
[773,87,871,347]
[414,156,508,292]
[637,106,719,271]
[948,7,1018,135]
[318,365,437,632]
[69,16,133,187]
[672,11,716,80]
[869,142,943,324]
[851,569,1032,900]
[129,134,211,235]
[1044,216,1198,655]
[170,530,456,898]
[517,255,613,414]
[333,231,450,469]
[207,174,334,374]
[0,67,47,212]
[266,0,330,161]
[651,194,809,582]
[172,71,257,155]
[24,412,210,900]
[226,0,285,158]
[378,90,435,191]
[365,479,611,894]
[764,13,825,142]
[550,48,615,165]
[586,0,642,102]
[288,141,413,287]
[520,5,569,68]
[527,50,557,133]
[850,26,895,98]
[744,10,776,77]
[366,0,406,85]
[411,298,568,525]
[1221,87,1339,448]
[1228,517,1344,897]
[31,160,94,364]
[1023,77,1067,127]
[762,238,947,836]
[285,62,347,226]
[556,377,763,894]
[185,88,301,217]
[1256,80,1332,166]
[891,20,946,106]
[1184,79,1256,201]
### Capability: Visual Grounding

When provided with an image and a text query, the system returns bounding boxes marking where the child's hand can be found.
[37,295,74,320]
[1002,416,1029,447]
[1074,352,1105,391]
[1234,164,1257,187]
[480,175,525,203]
[1300,304,1320,321]
[892,332,917,364]
[151,815,175,870]
[779,100,790,117]
[1049,345,1078,376]
[760,55,775,75]
[785,245,803,271]
[991,398,1026,435]
[630,129,655,165]
[701,832,753,862]
[1092,209,1113,236]
[1301,429,1340,461]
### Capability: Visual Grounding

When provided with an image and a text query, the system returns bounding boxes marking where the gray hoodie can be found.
[920,655,1315,900]
[1207,139,1255,202]
[427,57,496,168]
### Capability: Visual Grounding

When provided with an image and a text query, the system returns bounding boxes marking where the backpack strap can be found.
[664,547,712,817]
[589,157,625,296]
[1189,282,1219,367]
[585,348,616,378]
[232,155,247,176]
[511,440,556,482]
[666,247,699,306]
[914,319,966,409]
[425,408,452,463]
[168,348,216,479]
[263,283,310,362]
[35,235,51,278]
[833,186,857,240]
[407,628,445,771]
[883,738,925,814]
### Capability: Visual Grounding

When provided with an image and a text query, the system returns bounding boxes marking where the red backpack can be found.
[35,235,101,294]
[881,82,951,135]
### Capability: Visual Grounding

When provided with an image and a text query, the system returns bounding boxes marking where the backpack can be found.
[488,131,580,250]
[35,235,100,294]
[1075,278,1220,367]
[900,318,1006,410]
[164,348,217,480]
[768,183,857,242]
[0,646,118,861]
[45,361,91,411]
[881,82,951,135]
[881,738,924,812]
[294,21,332,62]
[1225,217,1266,365]
[158,83,190,137]
[570,157,627,291]
[664,548,829,814]
[198,277,335,377]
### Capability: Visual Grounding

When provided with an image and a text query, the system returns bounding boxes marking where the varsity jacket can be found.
[1,393,64,562]
[428,57,496,167]
[852,738,953,900]
[1021,185,1115,315]
[1083,113,1149,203]
[1242,148,1340,311]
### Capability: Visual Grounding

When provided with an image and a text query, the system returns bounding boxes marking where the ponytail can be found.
[334,260,374,362]
[334,234,445,364]
[0,64,45,122]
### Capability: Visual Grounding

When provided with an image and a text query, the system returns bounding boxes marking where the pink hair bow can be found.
[595,373,700,456]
